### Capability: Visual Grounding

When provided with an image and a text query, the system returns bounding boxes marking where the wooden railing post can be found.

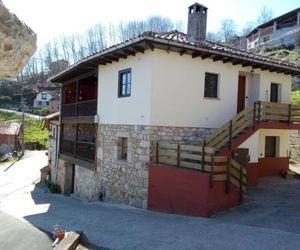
[228,120,233,150]
[177,144,180,167]
[257,101,261,123]
[156,142,159,163]
[252,102,256,130]
[210,156,214,188]
[240,163,243,192]
[288,103,292,125]
[226,157,231,193]
[202,140,206,172]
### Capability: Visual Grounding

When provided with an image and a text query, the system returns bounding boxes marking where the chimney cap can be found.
[189,2,208,10]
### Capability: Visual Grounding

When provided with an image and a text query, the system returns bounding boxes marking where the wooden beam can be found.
[201,54,211,59]
[104,56,119,62]
[122,49,136,56]
[213,55,223,62]
[113,52,127,59]
[223,57,232,63]
[95,58,111,64]
[242,62,252,67]
[232,60,242,65]
[252,64,260,69]
[192,52,202,58]
[180,49,187,56]
[145,41,155,51]
[133,45,145,53]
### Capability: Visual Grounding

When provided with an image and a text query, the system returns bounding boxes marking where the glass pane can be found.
[127,84,131,95]
[122,86,126,95]
[127,72,131,83]
[122,74,126,84]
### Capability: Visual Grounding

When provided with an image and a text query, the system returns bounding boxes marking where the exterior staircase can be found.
[151,101,300,196]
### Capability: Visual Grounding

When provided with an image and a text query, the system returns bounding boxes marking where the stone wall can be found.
[74,165,100,201]
[97,124,214,208]
[290,130,300,163]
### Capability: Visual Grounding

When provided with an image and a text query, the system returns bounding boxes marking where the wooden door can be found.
[270,83,279,102]
[237,76,246,113]
[71,164,75,194]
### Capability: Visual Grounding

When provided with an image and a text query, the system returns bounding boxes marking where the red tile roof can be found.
[50,30,300,83]
[0,121,21,135]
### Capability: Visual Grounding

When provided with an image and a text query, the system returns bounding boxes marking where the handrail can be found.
[151,142,247,192]
[204,101,300,152]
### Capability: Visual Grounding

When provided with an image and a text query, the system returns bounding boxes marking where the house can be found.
[50,3,300,217]
[33,91,52,109]
[0,121,22,156]
[246,7,300,50]
[43,112,60,185]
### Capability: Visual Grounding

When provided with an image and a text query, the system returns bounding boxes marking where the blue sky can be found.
[3,0,300,47]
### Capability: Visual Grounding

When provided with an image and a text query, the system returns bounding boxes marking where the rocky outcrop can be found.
[0,0,36,78]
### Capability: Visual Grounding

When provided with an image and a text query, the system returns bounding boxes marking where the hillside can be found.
[0,111,48,149]
[263,47,300,65]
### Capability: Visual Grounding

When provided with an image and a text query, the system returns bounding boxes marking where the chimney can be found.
[187,3,208,43]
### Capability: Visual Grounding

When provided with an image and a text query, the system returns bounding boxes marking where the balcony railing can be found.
[76,141,96,161]
[60,139,96,162]
[61,99,97,117]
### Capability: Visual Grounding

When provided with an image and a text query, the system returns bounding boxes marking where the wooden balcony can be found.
[61,99,97,117]
[60,139,96,162]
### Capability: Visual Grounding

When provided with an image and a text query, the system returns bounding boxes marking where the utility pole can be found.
[19,72,25,156]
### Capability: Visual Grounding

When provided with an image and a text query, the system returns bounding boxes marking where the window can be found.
[118,69,131,97]
[265,136,279,157]
[117,137,128,160]
[41,93,47,100]
[38,101,42,106]
[46,101,49,105]
[204,73,219,98]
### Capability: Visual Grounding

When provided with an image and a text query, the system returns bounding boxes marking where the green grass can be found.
[0,111,48,148]
[264,48,300,65]
[292,90,300,104]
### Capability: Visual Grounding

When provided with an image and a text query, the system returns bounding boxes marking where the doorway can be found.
[237,75,246,113]
[270,83,279,102]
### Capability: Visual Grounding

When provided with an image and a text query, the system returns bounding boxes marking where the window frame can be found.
[117,137,128,161]
[41,93,47,100]
[118,68,132,98]
[204,72,219,99]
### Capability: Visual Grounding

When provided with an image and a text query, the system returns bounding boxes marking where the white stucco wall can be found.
[150,50,239,128]
[239,129,290,162]
[98,51,152,125]
[238,131,259,163]
[98,48,292,128]
[258,71,291,103]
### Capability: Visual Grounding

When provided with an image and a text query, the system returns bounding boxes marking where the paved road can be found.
[2,151,300,249]
[0,210,52,250]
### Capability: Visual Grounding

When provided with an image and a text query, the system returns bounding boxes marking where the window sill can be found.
[204,97,221,100]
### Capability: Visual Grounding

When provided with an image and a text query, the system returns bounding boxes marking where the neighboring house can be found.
[50,96,60,113]
[33,91,52,109]
[0,121,22,155]
[245,7,300,50]
[50,3,300,217]
[43,112,60,183]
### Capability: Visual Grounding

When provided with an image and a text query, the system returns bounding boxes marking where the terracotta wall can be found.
[148,163,241,217]
[258,157,289,177]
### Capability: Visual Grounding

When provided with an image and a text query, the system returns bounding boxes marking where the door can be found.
[237,76,246,113]
[71,164,75,194]
[270,83,279,102]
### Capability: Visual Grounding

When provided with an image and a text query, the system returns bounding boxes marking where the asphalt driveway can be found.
[1,151,300,249]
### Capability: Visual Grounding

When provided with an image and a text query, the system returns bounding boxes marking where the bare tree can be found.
[241,21,255,36]
[219,19,238,43]
[256,6,273,25]
[206,31,222,43]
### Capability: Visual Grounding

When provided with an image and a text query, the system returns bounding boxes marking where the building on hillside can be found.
[43,112,60,183]
[49,3,300,217]
[0,121,22,156]
[33,91,52,109]
[245,7,300,50]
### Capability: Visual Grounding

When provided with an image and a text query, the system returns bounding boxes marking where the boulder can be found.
[0,0,36,78]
